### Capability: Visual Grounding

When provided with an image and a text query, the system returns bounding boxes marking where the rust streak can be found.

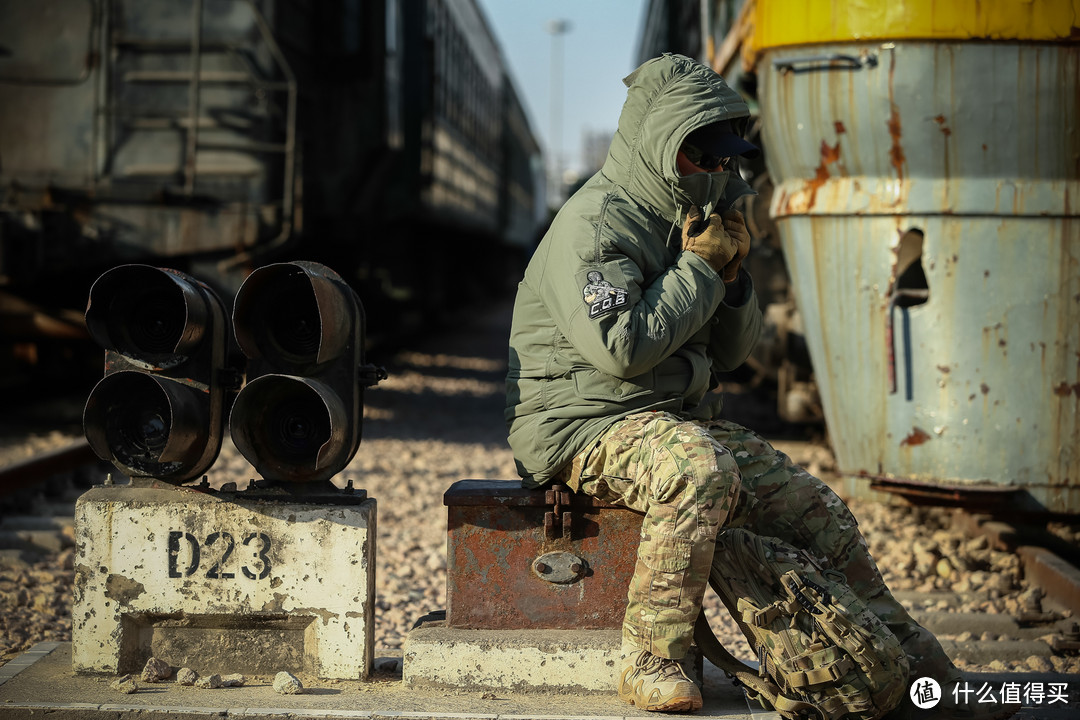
[805,140,840,210]
[900,427,931,447]
[887,52,906,183]
[933,114,952,137]
[820,139,841,164]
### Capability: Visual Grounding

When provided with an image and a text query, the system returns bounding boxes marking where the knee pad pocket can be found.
[640,534,693,608]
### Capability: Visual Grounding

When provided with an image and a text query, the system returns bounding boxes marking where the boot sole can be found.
[619,688,704,713]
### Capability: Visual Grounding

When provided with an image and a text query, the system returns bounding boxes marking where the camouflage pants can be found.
[568,411,742,658]
[568,411,958,685]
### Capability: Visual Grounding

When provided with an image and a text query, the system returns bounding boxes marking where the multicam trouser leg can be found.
[567,411,958,687]
[567,411,742,660]
[705,418,960,688]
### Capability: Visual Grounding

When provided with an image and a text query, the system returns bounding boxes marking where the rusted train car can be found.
[0,0,544,385]
[638,0,1080,515]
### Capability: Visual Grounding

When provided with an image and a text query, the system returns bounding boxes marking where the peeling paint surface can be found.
[762,42,1080,512]
[747,0,1080,66]
[72,486,376,679]
[103,574,146,604]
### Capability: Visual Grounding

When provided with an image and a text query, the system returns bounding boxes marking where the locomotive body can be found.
[638,0,1080,514]
[0,0,543,358]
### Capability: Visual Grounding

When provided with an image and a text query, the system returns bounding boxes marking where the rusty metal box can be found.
[444,479,643,630]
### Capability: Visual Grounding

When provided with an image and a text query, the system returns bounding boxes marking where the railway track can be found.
[692,449,1080,677]
[0,433,103,523]
[0,435,93,665]
[858,498,1080,673]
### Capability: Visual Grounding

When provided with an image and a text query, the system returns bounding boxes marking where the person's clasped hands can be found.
[681,206,750,282]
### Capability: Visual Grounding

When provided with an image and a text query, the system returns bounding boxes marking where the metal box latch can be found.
[544,484,572,541]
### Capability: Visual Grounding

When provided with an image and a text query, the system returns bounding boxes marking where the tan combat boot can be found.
[618,648,703,712]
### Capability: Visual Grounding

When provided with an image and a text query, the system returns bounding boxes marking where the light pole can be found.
[545,19,570,209]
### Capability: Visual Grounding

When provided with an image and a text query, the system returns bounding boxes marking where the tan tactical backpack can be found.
[694,527,909,720]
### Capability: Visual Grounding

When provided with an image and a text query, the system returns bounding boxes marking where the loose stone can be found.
[194,673,223,689]
[273,670,304,695]
[140,656,172,682]
[176,667,198,685]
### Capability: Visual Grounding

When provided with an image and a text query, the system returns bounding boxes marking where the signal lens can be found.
[84,370,211,478]
[230,375,347,482]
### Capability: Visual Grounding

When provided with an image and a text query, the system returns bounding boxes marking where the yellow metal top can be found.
[741,0,1080,65]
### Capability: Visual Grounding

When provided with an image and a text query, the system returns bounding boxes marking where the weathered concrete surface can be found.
[0,642,759,719]
[5,642,1080,720]
[402,624,701,694]
[73,486,376,679]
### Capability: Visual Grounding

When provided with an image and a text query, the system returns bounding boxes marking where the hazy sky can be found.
[475,0,649,177]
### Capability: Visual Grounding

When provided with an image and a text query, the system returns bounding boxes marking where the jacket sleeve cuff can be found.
[721,268,753,307]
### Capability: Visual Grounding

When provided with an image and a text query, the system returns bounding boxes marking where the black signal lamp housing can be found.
[82,265,230,483]
[230,261,369,484]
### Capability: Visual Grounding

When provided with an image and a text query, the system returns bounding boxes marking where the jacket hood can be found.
[602,53,754,222]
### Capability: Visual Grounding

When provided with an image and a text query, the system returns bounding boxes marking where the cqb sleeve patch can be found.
[581,270,629,319]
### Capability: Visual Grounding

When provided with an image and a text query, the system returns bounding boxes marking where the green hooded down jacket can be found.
[505,53,763,488]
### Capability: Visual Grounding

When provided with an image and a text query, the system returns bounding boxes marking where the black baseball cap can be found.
[685,120,760,159]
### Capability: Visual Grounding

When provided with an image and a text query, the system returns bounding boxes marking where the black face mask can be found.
[674,168,730,220]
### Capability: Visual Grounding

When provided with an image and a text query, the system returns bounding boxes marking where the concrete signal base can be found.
[73,484,376,680]
[403,613,703,694]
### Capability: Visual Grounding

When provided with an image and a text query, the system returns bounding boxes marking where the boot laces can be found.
[637,652,687,682]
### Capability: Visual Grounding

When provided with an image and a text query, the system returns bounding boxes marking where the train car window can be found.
[0,0,94,84]
[342,0,363,54]
[891,228,929,308]
[385,0,404,148]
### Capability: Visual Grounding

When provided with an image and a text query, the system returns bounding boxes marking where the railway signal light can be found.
[83,265,230,483]
[230,261,370,484]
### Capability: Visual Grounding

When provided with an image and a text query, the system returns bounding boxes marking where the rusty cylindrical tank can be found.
[746,0,1079,514]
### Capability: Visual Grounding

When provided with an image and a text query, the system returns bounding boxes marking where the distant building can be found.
[635,0,702,64]
[581,130,613,176]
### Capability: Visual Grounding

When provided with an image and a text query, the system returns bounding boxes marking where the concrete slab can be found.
[0,643,756,719]
[402,625,702,694]
[4,643,1079,719]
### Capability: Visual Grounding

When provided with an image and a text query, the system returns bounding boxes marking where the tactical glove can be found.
[720,209,751,283]
[681,207,738,275]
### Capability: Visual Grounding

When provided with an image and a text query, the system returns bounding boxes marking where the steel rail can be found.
[0,439,99,499]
